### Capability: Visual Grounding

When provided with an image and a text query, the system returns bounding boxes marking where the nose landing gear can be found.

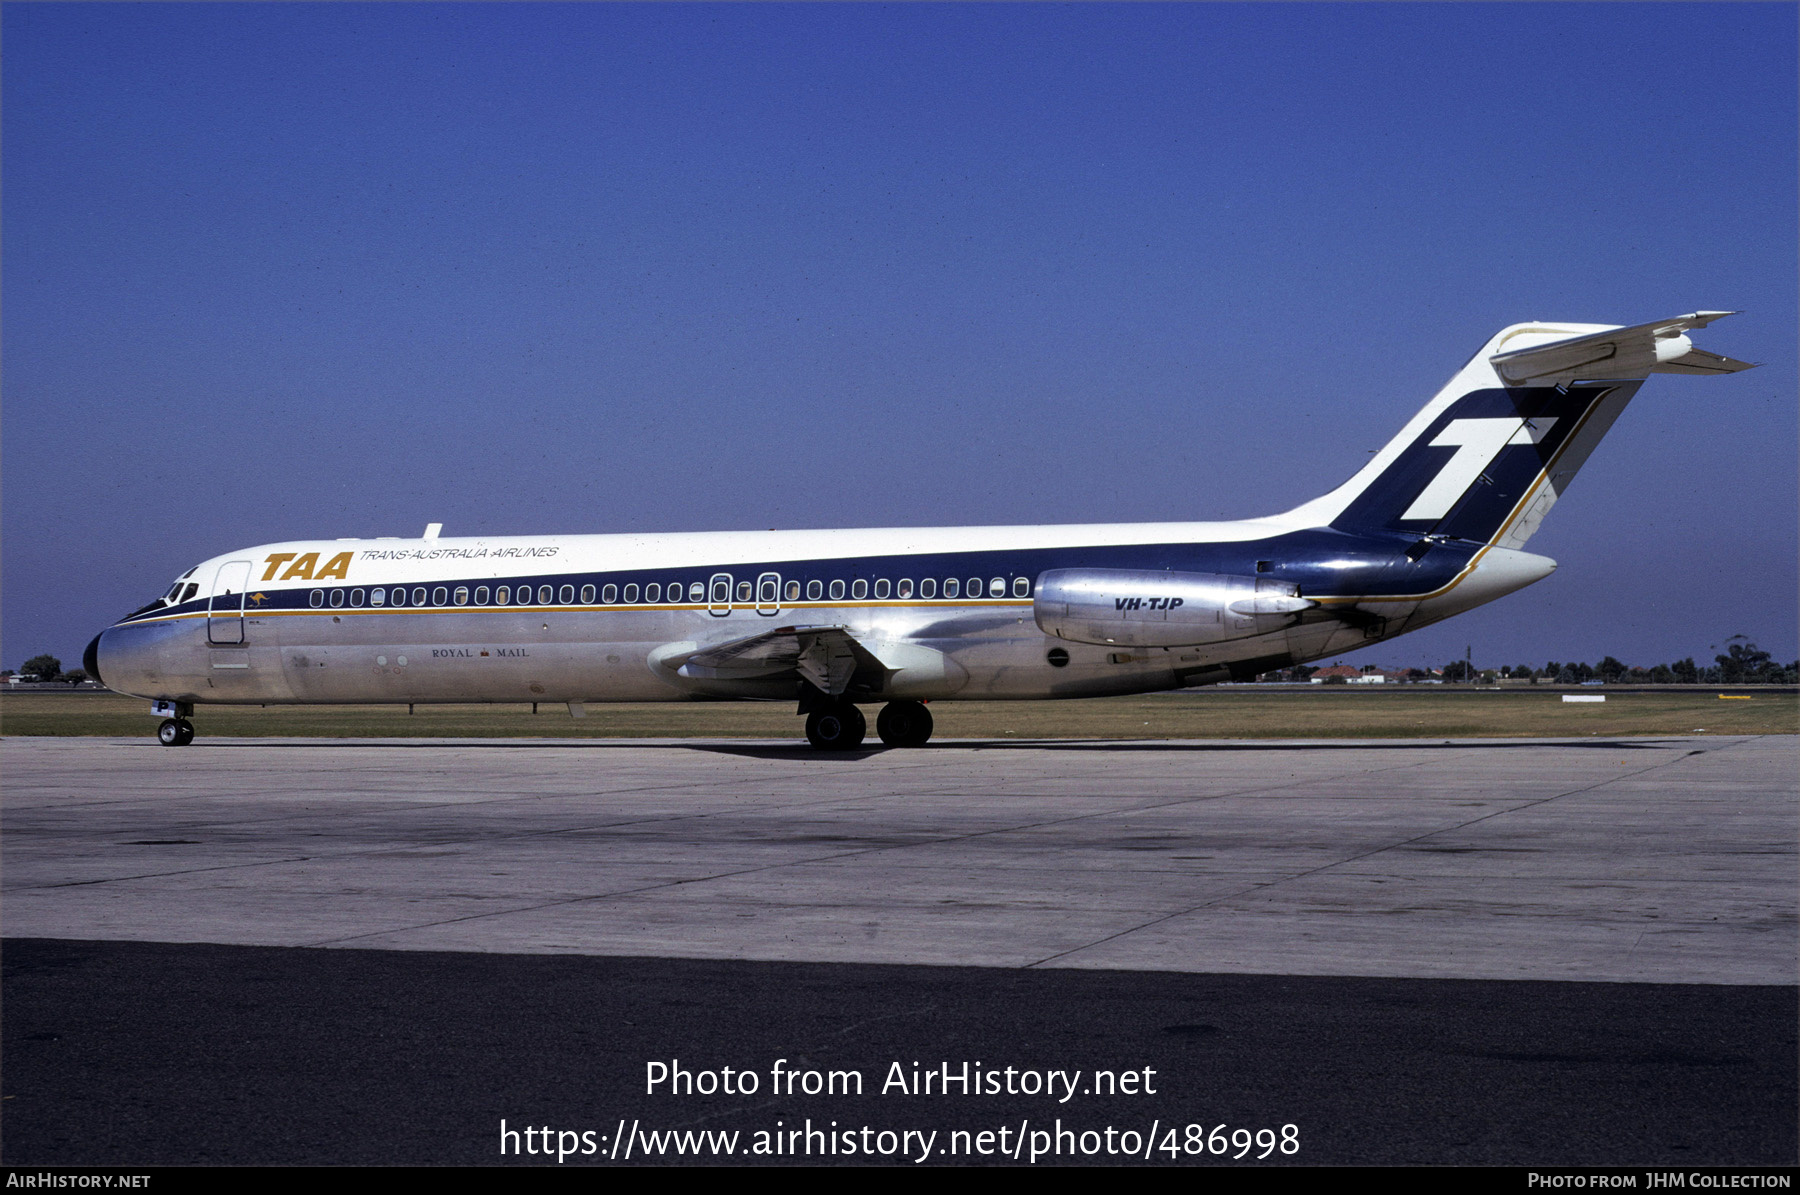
[152,700,195,746]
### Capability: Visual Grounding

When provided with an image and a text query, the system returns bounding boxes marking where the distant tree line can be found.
[1263,637,1797,685]
[4,655,89,685]
[1496,636,1797,685]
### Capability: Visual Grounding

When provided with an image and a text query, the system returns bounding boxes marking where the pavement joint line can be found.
[1,740,977,827]
[7,737,1766,932]
[3,757,1022,861]
[6,739,1471,888]
[1021,741,1716,969]
[7,740,1580,905]
[300,745,1478,947]
[0,733,1755,820]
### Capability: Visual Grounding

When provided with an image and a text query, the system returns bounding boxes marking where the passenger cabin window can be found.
[433,587,449,606]
[711,579,730,603]
[624,583,639,603]
[1013,577,1030,597]
[452,587,468,606]
[350,589,365,607]
[759,578,778,603]
[896,579,913,599]
[644,582,660,602]
[784,580,800,601]
[944,578,959,598]
[559,584,574,604]
[330,589,345,608]
[873,578,890,599]
[494,586,509,604]
[537,585,554,604]
[689,581,705,601]
[736,581,752,601]
[850,579,868,600]
[583,584,599,603]
[412,587,427,607]
[920,578,936,599]
[600,584,617,603]
[968,577,983,597]
[807,580,823,601]
[989,577,1005,597]
[475,586,489,605]
[829,579,845,600]
[371,588,387,607]
[309,590,324,608]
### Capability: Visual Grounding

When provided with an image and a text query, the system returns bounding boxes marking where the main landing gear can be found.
[157,718,195,747]
[802,700,934,751]
[804,703,866,750]
[875,700,933,748]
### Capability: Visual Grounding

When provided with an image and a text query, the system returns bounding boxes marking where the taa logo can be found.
[1401,417,1556,522]
[260,551,353,581]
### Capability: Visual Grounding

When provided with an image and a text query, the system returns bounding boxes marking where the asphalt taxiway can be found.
[3,734,1795,1165]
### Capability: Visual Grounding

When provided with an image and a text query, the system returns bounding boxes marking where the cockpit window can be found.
[154,573,202,609]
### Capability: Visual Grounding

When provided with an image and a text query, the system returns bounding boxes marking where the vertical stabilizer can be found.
[1275,313,1753,550]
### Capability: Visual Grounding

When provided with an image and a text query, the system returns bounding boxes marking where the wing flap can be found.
[671,625,880,697]
[662,624,968,700]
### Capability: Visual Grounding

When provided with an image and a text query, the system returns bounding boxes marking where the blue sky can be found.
[5,2,1795,674]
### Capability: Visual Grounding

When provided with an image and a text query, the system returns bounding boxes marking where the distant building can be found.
[1308,665,1410,684]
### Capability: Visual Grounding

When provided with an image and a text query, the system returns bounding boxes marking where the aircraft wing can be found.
[1490,311,1757,384]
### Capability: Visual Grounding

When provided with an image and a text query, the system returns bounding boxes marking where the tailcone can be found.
[1429,546,1558,620]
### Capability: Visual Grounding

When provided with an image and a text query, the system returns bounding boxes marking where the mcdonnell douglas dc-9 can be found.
[89,312,1753,750]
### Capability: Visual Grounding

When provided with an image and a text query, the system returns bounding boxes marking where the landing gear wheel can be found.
[805,704,866,750]
[876,700,933,747]
[157,718,194,747]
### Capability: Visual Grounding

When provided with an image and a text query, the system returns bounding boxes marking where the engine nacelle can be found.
[1033,568,1316,648]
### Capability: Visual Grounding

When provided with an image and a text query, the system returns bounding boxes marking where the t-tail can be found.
[1279,312,1756,552]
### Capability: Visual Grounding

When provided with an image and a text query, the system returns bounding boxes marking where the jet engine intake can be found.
[1033,568,1315,648]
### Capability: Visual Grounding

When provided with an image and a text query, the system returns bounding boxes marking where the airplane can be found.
[86,311,1754,751]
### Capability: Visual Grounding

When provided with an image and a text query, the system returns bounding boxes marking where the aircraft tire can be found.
[175,719,195,746]
[805,704,866,751]
[876,701,933,748]
[157,718,190,747]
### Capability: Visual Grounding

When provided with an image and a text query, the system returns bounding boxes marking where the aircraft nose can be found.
[83,633,105,688]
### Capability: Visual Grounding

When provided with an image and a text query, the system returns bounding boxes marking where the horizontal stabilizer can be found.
[1490,311,1756,385]
[1649,346,1759,376]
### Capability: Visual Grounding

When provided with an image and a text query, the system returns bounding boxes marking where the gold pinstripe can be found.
[124,599,1037,626]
